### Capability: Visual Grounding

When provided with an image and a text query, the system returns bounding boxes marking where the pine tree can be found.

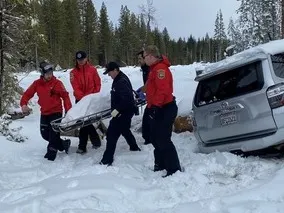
[227,18,244,53]
[236,0,280,49]
[81,0,99,64]
[204,34,211,62]
[261,0,281,41]
[40,0,65,66]
[162,27,170,55]
[118,6,131,65]
[29,0,48,70]
[138,14,147,47]
[98,2,112,65]
[0,0,31,115]
[128,13,141,64]
[214,9,227,61]
[152,27,166,55]
[61,0,81,67]
[186,35,197,63]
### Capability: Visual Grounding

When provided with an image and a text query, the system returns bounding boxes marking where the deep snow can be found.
[0,64,284,213]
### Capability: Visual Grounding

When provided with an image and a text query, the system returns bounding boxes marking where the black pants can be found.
[101,112,139,164]
[149,102,181,173]
[75,99,100,150]
[78,124,101,150]
[40,113,65,151]
[142,107,151,144]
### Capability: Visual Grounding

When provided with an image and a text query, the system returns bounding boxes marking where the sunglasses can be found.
[43,64,54,72]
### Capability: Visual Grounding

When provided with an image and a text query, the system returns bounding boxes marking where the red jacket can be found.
[70,62,101,101]
[146,56,174,108]
[20,76,72,115]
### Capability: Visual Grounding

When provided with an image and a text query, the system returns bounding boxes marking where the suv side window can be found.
[271,53,284,78]
[194,61,264,107]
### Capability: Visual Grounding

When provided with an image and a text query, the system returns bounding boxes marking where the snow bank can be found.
[0,114,27,142]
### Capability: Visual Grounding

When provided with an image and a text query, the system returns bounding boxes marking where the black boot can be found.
[162,167,182,178]
[44,147,57,161]
[91,140,101,149]
[130,146,141,151]
[99,158,113,166]
[154,164,165,172]
[162,171,177,178]
[90,129,101,149]
[62,139,71,154]
[144,140,151,145]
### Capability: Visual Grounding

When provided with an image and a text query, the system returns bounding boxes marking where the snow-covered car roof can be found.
[195,39,284,81]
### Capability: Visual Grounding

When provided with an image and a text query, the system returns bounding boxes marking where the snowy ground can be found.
[1,65,284,213]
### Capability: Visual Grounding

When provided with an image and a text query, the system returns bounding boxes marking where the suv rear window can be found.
[194,61,264,107]
[271,53,284,78]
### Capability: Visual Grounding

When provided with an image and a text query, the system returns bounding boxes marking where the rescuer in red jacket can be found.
[143,45,181,177]
[20,62,72,161]
[70,51,102,154]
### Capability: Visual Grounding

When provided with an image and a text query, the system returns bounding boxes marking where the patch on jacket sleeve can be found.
[157,69,165,79]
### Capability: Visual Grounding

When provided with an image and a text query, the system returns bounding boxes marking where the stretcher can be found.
[51,98,146,133]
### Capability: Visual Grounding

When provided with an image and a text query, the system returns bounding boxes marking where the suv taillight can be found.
[267,83,284,109]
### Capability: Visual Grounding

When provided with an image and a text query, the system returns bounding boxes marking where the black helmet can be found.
[39,61,53,75]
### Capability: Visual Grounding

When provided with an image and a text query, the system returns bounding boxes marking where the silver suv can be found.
[192,40,284,154]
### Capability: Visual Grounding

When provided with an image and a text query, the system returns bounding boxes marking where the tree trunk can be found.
[88,36,91,62]
[282,0,284,38]
[0,0,4,115]
[104,47,107,65]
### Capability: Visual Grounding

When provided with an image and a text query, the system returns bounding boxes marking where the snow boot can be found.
[44,147,57,161]
[162,166,184,178]
[130,147,141,151]
[99,159,112,166]
[91,139,101,149]
[92,143,101,149]
[76,148,87,154]
[62,139,71,154]
[144,140,151,145]
[90,130,101,149]
[153,164,165,172]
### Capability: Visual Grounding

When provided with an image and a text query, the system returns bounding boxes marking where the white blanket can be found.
[62,93,111,123]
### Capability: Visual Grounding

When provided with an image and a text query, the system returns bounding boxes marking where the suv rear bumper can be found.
[197,127,284,153]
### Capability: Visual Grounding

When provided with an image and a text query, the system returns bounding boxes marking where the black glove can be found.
[149,106,162,120]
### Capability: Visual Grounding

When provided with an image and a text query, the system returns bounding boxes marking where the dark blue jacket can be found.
[111,71,135,113]
[141,64,150,84]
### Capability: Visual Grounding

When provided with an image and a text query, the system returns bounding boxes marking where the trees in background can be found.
[5,0,283,70]
[1,0,284,114]
[6,0,233,69]
[238,0,280,45]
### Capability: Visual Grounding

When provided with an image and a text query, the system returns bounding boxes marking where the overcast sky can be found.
[92,0,240,39]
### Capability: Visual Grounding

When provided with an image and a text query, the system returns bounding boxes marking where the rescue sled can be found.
[51,98,146,133]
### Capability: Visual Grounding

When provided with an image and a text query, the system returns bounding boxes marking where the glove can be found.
[149,106,162,120]
[111,109,120,118]
[136,86,142,93]
[138,91,146,100]
[21,105,31,114]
